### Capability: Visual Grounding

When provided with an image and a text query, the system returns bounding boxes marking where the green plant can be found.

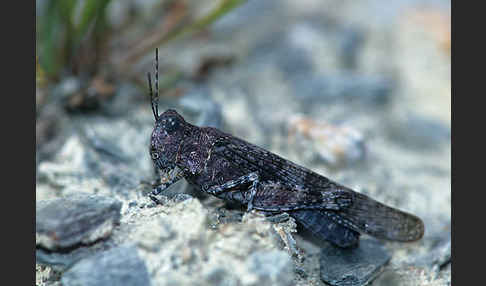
[36,0,112,79]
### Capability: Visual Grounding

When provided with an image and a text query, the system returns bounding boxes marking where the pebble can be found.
[387,113,450,150]
[320,239,391,286]
[245,250,294,286]
[178,86,223,129]
[288,114,366,167]
[36,243,110,272]
[289,73,392,106]
[52,77,81,99]
[61,245,151,286]
[36,194,122,250]
[412,232,451,271]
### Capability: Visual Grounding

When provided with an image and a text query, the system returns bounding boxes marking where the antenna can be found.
[155,48,159,118]
[147,72,158,120]
[148,48,160,121]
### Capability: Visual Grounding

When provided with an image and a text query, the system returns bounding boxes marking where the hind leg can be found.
[253,211,303,261]
[291,210,360,248]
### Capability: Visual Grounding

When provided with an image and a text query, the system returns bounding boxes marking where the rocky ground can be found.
[36,0,451,285]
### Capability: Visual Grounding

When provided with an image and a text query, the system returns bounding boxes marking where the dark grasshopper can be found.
[146,49,424,248]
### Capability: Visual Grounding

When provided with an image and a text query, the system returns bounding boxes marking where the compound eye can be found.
[151,151,159,160]
[164,117,180,134]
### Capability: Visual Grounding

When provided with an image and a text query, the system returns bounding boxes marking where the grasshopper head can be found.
[150,109,187,172]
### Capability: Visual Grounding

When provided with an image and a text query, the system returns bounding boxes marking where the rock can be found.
[282,21,337,71]
[36,103,67,162]
[290,73,392,106]
[82,127,130,164]
[134,217,176,253]
[287,114,366,167]
[211,0,281,39]
[36,264,62,286]
[411,233,451,271]
[374,265,451,286]
[52,77,82,99]
[76,117,154,190]
[320,239,391,286]
[244,250,293,286]
[164,197,209,239]
[387,113,450,150]
[36,135,109,200]
[131,202,297,286]
[432,239,451,269]
[61,245,151,286]
[178,86,223,129]
[274,43,315,78]
[338,27,365,70]
[36,242,111,272]
[36,194,122,250]
[203,268,238,286]
[128,201,138,208]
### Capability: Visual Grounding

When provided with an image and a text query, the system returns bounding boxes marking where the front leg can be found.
[206,172,259,212]
[150,169,184,204]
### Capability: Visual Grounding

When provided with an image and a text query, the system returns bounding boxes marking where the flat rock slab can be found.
[36,194,122,250]
[36,241,112,271]
[320,239,391,286]
[61,245,151,286]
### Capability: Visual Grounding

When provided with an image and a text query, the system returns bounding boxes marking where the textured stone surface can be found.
[320,239,391,286]
[245,250,294,286]
[36,243,108,272]
[61,245,151,286]
[36,194,122,250]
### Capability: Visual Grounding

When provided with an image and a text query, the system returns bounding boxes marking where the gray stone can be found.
[290,73,392,106]
[434,239,451,269]
[246,250,293,286]
[412,233,451,271]
[178,86,223,129]
[387,113,450,150]
[36,194,122,250]
[373,265,451,286]
[36,242,111,272]
[202,268,238,286]
[52,77,82,99]
[287,115,366,167]
[211,0,281,38]
[320,239,391,286]
[338,27,365,70]
[61,245,151,286]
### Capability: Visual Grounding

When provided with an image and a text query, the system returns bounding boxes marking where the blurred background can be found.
[36,0,451,285]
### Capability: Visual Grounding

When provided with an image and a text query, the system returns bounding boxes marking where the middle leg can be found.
[206,172,260,212]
